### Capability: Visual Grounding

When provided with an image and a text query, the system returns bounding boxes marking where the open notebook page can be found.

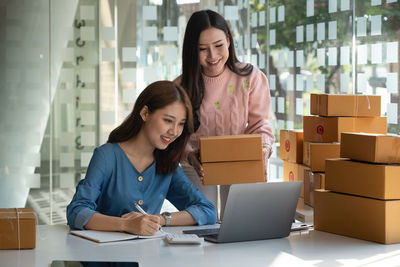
[70,230,166,243]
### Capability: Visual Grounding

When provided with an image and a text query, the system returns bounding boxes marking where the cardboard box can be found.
[200,134,262,163]
[279,130,303,163]
[303,116,387,143]
[200,135,265,185]
[202,161,265,185]
[325,158,400,200]
[0,208,36,249]
[310,94,381,117]
[303,142,340,172]
[283,161,305,198]
[314,190,400,244]
[340,132,400,164]
[304,169,325,207]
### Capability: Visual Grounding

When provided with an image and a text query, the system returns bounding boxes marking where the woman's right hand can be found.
[187,151,204,180]
[121,212,161,236]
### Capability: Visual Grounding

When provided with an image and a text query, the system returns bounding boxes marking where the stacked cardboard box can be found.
[314,132,400,244]
[280,130,305,197]
[200,134,265,185]
[303,94,386,207]
[303,169,325,207]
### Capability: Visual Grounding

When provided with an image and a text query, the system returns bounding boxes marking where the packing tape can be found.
[16,208,21,250]
[355,95,372,117]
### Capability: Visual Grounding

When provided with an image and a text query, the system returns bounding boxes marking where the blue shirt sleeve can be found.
[166,166,217,225]
[66,147,108,229]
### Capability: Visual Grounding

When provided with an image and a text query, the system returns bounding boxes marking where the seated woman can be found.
[67,81,217,236]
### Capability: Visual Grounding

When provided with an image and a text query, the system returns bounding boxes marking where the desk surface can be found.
[1,225,400,267]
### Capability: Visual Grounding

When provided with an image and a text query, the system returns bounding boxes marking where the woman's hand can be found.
[263,146,272,159]
[263,146,272,180]
[121,212,161,236]
[187,151,204,180]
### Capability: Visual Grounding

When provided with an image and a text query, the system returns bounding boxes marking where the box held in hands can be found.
[200,134,265,185]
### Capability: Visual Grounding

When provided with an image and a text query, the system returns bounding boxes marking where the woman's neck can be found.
[202,65,226,78]
[119,131,154,172]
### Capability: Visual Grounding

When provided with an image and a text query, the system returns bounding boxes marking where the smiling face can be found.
[198,27,230,77]
[140,101,187,150]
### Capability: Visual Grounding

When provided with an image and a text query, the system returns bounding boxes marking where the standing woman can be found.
[175,10,274,217]
[67,81,216,236]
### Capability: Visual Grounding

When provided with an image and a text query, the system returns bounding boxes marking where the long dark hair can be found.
[107,81,194,174]
[181,9,253,131]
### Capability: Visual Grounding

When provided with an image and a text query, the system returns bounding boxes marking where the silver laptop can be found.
[184,181,302,243]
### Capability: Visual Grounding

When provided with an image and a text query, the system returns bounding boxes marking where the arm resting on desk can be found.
[166,167,217,226]
[85,212,162,236]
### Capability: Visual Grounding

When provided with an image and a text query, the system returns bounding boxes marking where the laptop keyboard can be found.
[183,228,219,237]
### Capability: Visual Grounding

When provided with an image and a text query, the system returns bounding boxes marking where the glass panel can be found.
[0,0,50,209]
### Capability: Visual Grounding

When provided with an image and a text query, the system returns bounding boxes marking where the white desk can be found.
[1,225,400,267]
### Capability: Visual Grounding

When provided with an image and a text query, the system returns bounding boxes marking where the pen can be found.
[134,202,148,215]
[134,202,166,234]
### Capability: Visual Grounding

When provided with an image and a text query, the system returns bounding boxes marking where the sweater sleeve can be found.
[166,166,217,225]
[244,67,275,149]
[66,148,108,229]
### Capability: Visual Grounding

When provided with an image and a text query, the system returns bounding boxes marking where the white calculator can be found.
[164,233,204,245]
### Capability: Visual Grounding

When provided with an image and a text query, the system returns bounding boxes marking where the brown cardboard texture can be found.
[283,161,305,198]
[314,190,400,244]
[303,142,340,172]
[200,135,264,185]
[325,158,400,200]
[340,132,400,164]
[310,94,381,117]
[202,160,265,185]
[0,208,36,249]
[200,134,262,163]
[304,169,325,207]
[303,116,387,143]
[279,130,303,163]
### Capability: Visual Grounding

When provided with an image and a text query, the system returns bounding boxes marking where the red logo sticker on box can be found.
[317,125,324,135]
[289,171,294,181]
[285,140,290,152]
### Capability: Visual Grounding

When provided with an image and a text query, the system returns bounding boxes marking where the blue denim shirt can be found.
[67,143,216,229]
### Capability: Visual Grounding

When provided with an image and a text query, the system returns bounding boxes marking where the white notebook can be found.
[70,230,166,243]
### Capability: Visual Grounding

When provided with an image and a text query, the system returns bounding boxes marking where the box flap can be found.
[0,208,36,220]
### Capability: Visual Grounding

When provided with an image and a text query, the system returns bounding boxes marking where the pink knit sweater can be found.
[176,64,274,158]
